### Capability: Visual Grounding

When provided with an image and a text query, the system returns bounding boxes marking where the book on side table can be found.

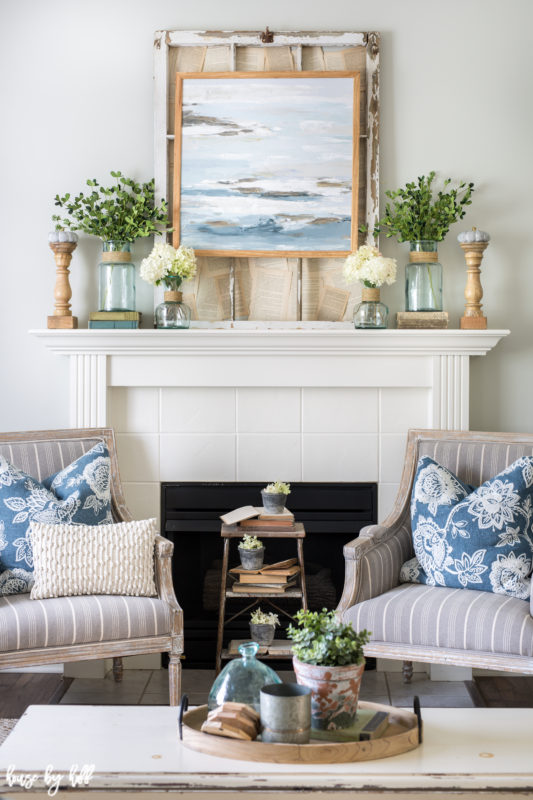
[229,558,300,593]
[220,506,295,531]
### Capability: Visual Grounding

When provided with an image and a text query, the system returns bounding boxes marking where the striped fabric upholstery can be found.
[418,439,533,489]
[350,519,413,604]
[0,438,105,485]
[0,593,172,652]
[344,583,533,657]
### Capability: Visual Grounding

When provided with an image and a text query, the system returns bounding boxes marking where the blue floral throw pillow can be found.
[0,443,113,594]
[407,455,533,600]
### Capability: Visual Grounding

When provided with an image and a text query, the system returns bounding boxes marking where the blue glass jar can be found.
[98,241,136,312]
[208,642,282,712]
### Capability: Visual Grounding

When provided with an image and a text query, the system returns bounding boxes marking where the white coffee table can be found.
[0,705,532,798]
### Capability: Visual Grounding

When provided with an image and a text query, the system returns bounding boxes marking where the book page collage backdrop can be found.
[168,43,368,322]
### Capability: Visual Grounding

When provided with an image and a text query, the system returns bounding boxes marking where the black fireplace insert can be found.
[161,481,377,668]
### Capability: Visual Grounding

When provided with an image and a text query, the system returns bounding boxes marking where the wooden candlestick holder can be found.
[48,241,78,329]
[459,241,489,329]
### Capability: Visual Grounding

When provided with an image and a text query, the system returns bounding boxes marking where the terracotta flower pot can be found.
[292,656,365,730]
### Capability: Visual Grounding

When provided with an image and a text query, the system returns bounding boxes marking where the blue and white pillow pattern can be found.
[401,455,533,600]
[0,443,113,595]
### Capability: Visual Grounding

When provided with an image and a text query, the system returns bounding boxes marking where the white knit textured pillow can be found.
[29,519,158,600]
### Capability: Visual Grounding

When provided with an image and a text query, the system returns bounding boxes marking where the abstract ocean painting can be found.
[177,75,358,254]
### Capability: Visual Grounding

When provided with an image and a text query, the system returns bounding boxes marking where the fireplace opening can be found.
[161,481,377,668]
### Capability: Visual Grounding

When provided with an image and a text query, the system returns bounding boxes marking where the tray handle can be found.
[413,695,423,743]
[178,694,189,740]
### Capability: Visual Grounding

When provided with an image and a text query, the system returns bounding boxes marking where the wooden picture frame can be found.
[173,71,360,258]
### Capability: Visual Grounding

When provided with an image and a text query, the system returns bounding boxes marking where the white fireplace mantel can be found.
[31,327,509,431]
[31,325,508,530]
[31,327,508,357]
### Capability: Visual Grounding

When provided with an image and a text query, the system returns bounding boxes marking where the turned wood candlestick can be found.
[459,240,489,330]
[48,241,78,329]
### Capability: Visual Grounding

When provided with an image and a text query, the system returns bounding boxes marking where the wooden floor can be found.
[0,673,72,718]
[470,676,533,707]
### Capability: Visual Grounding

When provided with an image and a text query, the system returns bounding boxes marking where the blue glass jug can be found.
[207,642,282,712]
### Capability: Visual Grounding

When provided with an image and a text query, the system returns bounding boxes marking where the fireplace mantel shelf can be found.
[30,328,509,357]
[30,328,508,434]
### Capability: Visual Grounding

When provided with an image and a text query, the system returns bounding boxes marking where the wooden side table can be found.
[215,523,308,674]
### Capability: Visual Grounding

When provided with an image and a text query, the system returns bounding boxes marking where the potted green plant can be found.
[261,481,291,514]
[238,534,265,570]
[367,171,475,312]
[250,608,279,646]
[288,608,370,731]
[52,171,171,313]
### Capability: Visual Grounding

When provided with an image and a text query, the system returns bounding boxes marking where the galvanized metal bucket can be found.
[260,683,311,744]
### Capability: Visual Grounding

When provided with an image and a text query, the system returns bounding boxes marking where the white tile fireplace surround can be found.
[33,328,508,525]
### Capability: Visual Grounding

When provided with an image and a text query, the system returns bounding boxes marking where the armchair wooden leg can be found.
[402,660,413,684]
[112,657,123,682]
[169,653,182,706]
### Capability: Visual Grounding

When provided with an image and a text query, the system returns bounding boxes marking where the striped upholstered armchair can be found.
[0,428,183,704]
[338,429,533,682]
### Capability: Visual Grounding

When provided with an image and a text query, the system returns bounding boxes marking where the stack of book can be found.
[220,506,295,532]
[229,558,301,594]
[89,311,141,329]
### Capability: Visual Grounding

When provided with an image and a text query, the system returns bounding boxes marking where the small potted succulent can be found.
[261,481,291,514]
[250,608,279,646]
[288,608,370,731]
[238,534,265,570]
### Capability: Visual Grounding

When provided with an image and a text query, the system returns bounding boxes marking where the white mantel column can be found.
[431,354,470,429]
[69,354,108,428]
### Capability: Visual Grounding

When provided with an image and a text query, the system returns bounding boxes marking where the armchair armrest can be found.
[337,515,414,616]
[154,535,183,634]
[337,431,422,616]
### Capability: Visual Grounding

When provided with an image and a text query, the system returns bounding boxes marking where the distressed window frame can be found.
[153,29,380,324]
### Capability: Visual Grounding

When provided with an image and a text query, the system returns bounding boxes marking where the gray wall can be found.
[1,0,532,433]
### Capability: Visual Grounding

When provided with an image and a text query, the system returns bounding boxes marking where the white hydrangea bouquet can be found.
[343,245,397,328]
[140,242,197,291]
[343,244,397,289]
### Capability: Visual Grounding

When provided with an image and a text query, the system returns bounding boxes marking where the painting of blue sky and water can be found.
[175,73,359,255]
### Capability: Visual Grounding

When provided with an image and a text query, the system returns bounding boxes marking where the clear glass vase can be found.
[155,287,191,329]
[353,287,388,329]
[98,241,136,311]
[405,240,443,311]
[207,642,282,712]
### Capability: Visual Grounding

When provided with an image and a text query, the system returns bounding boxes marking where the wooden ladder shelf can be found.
[215,523,308,674]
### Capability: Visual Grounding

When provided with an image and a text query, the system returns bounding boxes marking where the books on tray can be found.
[310,709,390,742]
[229,557,300,593]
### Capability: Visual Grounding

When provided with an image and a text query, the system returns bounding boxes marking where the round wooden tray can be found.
[181,700,420,763]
